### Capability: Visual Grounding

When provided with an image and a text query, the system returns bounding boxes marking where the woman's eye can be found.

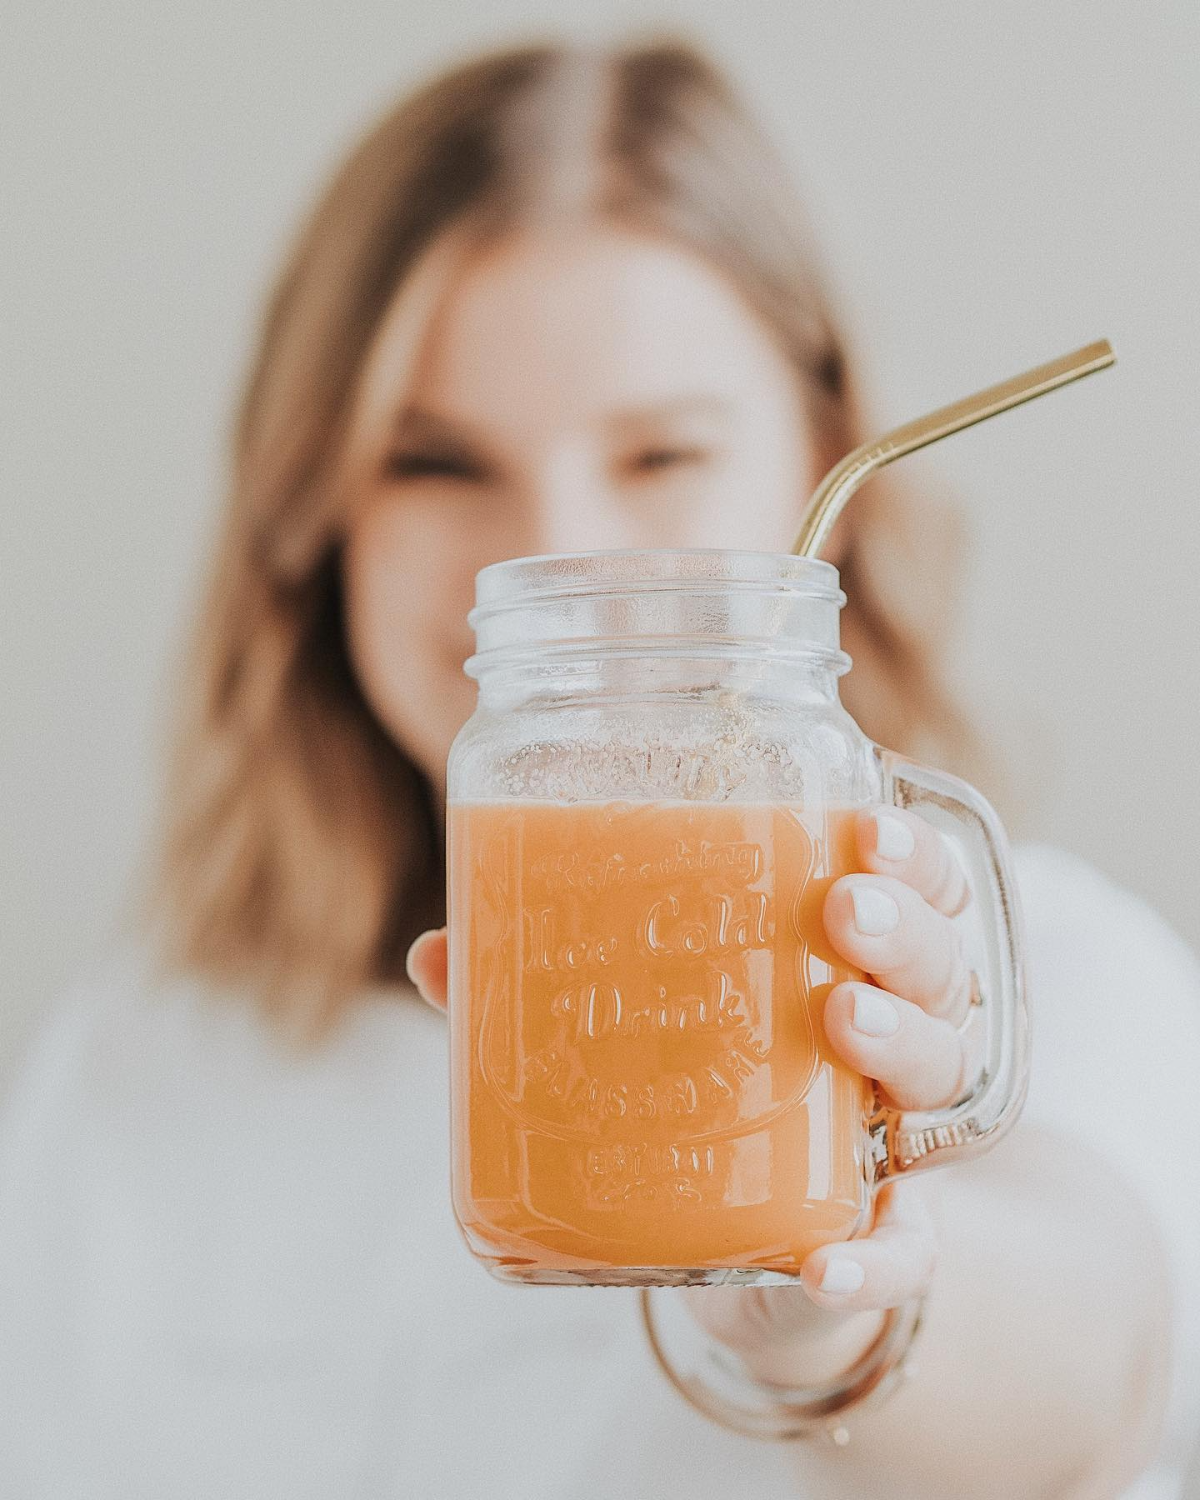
[626,446,708,477]
[384,451,485,482]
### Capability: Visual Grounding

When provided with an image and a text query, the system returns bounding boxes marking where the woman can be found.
[2,37,1198,1500]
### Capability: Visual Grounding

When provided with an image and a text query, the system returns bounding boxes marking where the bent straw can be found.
[791,339,1115,560]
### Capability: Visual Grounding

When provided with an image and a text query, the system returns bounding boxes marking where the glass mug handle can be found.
[869,749,1031,1181]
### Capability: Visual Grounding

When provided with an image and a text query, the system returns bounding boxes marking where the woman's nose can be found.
[517,457,629,556]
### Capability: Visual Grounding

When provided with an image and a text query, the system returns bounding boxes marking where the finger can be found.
[824,982,980,1110]
[823,873,972,1021]
[801,1184,937,1312]
[405,928,448,1011]
[855,806,970,918]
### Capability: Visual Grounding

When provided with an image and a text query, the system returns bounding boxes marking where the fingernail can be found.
[850,884,900,936]
[819,1258,866,1295]
[873,810,916,862]
[405,937,425,988]
[851,987,900,1037]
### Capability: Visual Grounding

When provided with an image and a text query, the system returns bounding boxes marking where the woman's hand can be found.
[405,805,979,1373]
[680,804,982,1382]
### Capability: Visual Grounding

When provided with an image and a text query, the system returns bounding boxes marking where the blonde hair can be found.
[157,37,978,1027]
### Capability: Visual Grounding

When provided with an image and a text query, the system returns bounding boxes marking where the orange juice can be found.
[448,800,873,1282]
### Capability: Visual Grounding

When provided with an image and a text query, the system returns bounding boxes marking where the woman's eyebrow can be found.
[390,405,484,444]
[607,396,735,430]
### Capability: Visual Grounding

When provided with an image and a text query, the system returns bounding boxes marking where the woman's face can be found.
[342,224,819,794]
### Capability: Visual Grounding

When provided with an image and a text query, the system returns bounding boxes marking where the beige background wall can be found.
[3,0,1198,1084]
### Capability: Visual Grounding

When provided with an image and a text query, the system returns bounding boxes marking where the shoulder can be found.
[1013,839,1192,946]
[1012,841,1200,1008]
[3,949,165,1109]
[0,950,210,1176]
[1009,842,1200,1257]
[5,947,236,1100]
[1006,842,1200,1239]
[1010,840,1200,1084]
[0,950,443,1292]
[0,950,187,1278]
[0,949,431,1165]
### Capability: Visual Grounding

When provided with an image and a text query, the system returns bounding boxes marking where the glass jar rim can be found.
[470,548,844,620]
[465,548,849,684]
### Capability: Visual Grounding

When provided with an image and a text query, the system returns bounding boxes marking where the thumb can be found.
[405,928,449,1010]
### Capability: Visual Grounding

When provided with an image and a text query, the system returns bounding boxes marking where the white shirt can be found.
[1,844,1197,1499]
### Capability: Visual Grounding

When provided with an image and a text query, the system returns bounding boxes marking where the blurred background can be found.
[2,0,1198,1086]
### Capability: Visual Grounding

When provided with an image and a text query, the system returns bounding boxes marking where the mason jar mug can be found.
[447,551,1028,1287]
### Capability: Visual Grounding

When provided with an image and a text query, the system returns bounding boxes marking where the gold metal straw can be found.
[791,339,1115,559]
